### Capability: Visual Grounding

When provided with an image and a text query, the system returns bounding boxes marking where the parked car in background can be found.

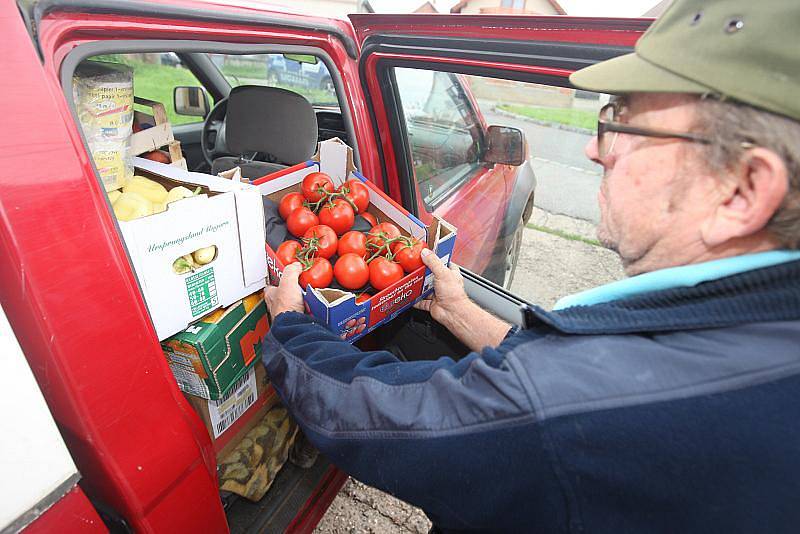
[266,53,335,92]
[1,1,647,531]
[160,51,181,67]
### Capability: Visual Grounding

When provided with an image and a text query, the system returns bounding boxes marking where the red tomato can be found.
[142,150,171,164]
[393,240,428,273]
[361,212,378,227]
[301,172,334,202]
[367,222,402,253]
[303,225,338,259]
[369,257,404,290]
[278,192,305,220]
[276,240,301,266]
[340,179,370,213]
[299,257,333,289]
[318,198,355,236]
[334,253,370,290]
[286,207,319,238]
[356,293,371,304]
[338,231,368,258]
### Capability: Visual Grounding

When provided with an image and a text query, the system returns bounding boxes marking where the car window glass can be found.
[89,53,207,125]
[394,68,484,210]
[392,66,616,294]
[210,53,338,107]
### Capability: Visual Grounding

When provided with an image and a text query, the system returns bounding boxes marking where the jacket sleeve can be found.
[261,311,554,529]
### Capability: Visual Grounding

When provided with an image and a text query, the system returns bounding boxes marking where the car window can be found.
[210,53,338,107]
[89,53,207,125]
[390,66,611,292]
[394,68,484,210]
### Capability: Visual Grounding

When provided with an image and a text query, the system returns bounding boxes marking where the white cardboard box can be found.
[122,158,267,340]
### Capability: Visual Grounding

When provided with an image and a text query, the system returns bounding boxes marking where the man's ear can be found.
[701,147,788,247]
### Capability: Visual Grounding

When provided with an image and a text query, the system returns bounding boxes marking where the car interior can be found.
[208,85,319,179]
[67,45,528,531]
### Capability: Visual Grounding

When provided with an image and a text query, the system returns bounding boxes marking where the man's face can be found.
[586,93,715,275]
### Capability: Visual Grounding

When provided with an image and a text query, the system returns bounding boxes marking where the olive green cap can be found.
[570,0,800,121]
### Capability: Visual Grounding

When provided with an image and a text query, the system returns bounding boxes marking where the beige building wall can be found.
[458,0,560,15]
[266,0,361,19]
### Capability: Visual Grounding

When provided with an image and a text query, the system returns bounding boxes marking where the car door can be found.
[351,13,648,289]
[11,2,363,532]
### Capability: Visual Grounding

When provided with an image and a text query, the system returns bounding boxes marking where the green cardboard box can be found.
[162,294,268,400]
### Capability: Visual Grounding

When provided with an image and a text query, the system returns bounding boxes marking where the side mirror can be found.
[173,86,210,118]
[484,125,526,166]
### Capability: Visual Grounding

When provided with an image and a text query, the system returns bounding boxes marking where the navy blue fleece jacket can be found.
[262,260,800,533]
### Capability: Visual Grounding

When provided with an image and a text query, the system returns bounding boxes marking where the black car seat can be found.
[211,85,318,179]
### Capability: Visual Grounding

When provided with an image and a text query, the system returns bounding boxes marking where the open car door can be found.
[351,13,650,315]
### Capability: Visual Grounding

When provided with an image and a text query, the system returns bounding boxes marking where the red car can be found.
[0,2,647,532]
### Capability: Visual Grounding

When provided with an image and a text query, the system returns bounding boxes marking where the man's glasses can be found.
[597,100,712,158]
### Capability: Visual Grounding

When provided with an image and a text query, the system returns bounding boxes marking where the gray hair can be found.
[693,97,800,249]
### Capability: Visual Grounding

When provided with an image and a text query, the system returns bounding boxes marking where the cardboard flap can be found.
[234,188,268,287]
[313,138,355,186]
[431,216,457,250]
[315,288,353,306]
[218,167,243,182]
[134,156,241,192]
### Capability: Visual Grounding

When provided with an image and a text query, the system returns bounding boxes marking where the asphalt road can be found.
[483,110,603,223]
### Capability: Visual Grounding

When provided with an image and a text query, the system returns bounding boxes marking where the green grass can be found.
[526,223,602,247]
[89,56,205,125]
[220,62,266,80]
[498,104,596,132]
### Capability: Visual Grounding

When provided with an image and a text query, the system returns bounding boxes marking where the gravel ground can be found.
[313,208,625,533]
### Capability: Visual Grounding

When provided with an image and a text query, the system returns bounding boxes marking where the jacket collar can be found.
[554,250,800,310]
[524,259,800,335]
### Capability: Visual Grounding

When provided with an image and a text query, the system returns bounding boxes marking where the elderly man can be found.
[263,0,800,531]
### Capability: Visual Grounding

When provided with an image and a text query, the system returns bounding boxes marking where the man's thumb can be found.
[421,248,447,276]
[281,262,303,286]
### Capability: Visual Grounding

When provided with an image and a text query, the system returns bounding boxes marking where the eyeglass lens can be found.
[598,104,617,158]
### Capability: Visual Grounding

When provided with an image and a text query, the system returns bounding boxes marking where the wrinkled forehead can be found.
[613,93,700,122]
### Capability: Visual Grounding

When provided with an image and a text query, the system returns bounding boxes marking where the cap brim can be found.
[570,52,712,95]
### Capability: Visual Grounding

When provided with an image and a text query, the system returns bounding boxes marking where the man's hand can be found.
[264,263,305,318]
[414,249,470,327]
[414,249,512,351]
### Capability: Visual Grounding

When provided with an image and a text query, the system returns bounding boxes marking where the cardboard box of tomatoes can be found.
[256,138,456,342]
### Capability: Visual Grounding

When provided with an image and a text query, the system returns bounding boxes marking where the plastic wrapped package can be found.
[73,61,134,191]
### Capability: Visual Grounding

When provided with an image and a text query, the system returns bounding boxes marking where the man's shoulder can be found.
[506,319,800,422]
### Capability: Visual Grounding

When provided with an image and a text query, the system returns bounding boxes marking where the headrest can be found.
[225,86,318,165]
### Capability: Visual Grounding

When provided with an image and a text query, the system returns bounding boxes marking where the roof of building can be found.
[450,0,566,15]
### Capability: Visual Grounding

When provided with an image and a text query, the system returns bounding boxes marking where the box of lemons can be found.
[112,159,267,340]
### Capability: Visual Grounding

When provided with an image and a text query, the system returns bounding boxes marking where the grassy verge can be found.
[220,63,265,80]
[526,223,602,247]
[498,104,596,132]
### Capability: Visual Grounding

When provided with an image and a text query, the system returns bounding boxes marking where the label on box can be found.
[168,359,211,398]
[208,367,257,438]
[185,268,218,317]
